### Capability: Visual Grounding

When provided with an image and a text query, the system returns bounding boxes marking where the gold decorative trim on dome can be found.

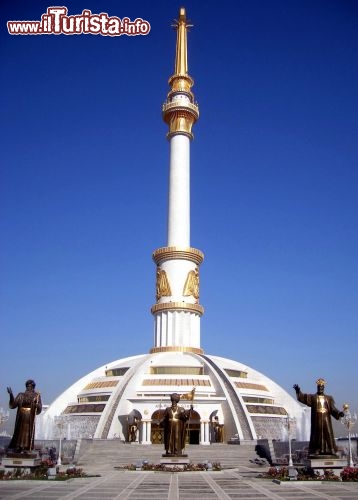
[153,246,204,265]
[235,382,269,391]
[149,346,204,354]
[151,301,204,315]
[246,405,287,416]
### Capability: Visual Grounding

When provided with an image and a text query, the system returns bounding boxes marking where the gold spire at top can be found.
[163,8,199,140]
[173,7,192,76]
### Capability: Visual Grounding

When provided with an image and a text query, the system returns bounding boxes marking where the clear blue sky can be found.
[1,0,357,431]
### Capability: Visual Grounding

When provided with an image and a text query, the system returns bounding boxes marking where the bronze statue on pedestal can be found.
[7,379,42,453]
[162,393,192,456]
[294,378,344,457]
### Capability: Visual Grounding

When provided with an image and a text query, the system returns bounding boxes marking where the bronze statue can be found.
[294,378,344,457]
[162,393,192,456]
[212,416,223,443]
[7,380,42,452]
[128,417,138,442]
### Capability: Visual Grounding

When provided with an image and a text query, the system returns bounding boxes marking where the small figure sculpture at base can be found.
[212,416,223,443]
[7,380,42,453]
[128,417,139,442]
[162,393,191,456]
[293,378,344,457]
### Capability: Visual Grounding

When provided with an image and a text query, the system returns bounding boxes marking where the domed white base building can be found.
[37,351,309,444]
[37,10,309,445]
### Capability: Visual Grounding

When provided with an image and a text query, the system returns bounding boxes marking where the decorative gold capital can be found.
[162,103,199,140]
[151,301,204,316]
[153,246,204,265]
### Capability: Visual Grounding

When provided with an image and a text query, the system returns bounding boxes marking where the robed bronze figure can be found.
[128,417,139,442]
[7,380,42,452]
[162,393,191,456]
[294,379,344,457]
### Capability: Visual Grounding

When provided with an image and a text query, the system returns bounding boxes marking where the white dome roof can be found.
[37,351,309,443]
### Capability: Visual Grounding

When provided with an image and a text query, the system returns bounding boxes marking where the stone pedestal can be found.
[160,456,190,469]
[2,453,41,473]
[304,456,347,477]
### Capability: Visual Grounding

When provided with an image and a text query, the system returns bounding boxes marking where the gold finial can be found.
[343,403,349,411]
[316,378,326,386]
[163,9,198,139]
[173,7,192,76]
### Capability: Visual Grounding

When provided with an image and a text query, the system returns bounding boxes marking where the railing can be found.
[162,101,199,113]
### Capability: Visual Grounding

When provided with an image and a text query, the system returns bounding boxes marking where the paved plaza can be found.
[1,443,358,499]
[1,468,358,499]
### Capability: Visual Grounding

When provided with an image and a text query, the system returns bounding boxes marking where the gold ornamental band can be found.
[151,302,204,315]
[153,246,204,265]
[20,407,31,412]
[162,100,199,117]
[168,74,194,93]
[150,346,204,354]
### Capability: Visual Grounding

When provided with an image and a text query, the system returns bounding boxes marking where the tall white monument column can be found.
[151,8,204,354]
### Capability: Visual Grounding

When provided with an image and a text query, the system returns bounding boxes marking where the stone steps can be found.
[76,440,266,473]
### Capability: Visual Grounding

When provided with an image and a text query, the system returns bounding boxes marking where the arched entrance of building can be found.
[187,409,200,444]
[151,410,164,445]
[150,409,201,445]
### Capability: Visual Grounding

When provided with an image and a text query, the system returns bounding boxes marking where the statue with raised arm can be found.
[293,378,344,457]
[162,393,191,456]
[7,380,42,452]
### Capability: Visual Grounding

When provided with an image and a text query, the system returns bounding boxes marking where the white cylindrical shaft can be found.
[167,134,190,247]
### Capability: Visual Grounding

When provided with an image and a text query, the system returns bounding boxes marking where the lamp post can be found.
[341,403,357,468]
[54,416,66,466]
[286,414,295,467]
[0,407,9,431]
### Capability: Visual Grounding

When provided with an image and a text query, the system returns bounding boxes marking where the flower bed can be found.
[264,466,358,482]
[0,465,90,481]
[117,462,222,472]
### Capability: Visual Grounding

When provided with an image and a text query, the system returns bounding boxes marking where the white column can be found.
[141,420,152,445]
[142,420,147,443]
[167,134,190,247]
[205,421,210,445]
[200,421,205,445]
[200,420,210,445]
[146,421,152,444]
